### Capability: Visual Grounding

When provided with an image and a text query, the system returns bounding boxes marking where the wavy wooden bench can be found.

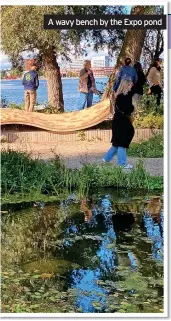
[0,99,112,132]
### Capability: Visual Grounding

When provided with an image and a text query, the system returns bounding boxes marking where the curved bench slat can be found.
[0,99,111,132]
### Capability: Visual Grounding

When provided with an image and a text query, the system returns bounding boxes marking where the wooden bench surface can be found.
[0,99,111,132]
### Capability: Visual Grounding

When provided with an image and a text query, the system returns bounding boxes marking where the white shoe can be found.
[123,164,133,169]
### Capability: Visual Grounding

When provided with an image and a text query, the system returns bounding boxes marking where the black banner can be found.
[44,14,167,30]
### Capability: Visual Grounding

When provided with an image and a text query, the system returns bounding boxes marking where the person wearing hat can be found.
[22,61,39,112]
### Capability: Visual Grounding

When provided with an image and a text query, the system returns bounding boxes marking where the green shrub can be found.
[134,113,163,129]
[128,134,163,157]
[1,149,163,200]
[138,88,163,115]
[8,102,24,110]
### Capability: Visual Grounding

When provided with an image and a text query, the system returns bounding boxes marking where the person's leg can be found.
[24,90,30,111]
[77,92,87,110]
[87,91,93,107]
[29,90,36,111]
[151,85,161,111]
[103,146,118,162]
[117,147,127,166]
[156,86,162,107]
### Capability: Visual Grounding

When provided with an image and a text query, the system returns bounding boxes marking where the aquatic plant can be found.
[1,149,163,203]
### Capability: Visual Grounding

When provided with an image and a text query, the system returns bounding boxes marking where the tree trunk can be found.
[102,6,147,101]
[43,50,64,113]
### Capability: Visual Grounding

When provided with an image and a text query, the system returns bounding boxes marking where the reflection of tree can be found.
[143,211,163,261]
[69,195,137,312]
[70,195,116,312]
[66,195,164,312]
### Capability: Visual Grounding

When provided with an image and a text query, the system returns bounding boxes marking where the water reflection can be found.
[143,213,163,261]
[70,195,115,312]
[59,194,164,312]
[71,268,107,313]
[143,197,163,261]
[68,195,139,312]
[2,191,164,313]
[128,251,137,269]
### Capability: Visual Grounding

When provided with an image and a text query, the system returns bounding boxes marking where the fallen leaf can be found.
[40,273,54,278]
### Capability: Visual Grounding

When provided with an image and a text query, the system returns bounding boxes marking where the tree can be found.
[141,6,164,70]
[142,30,164,70]
[1,5,126,112]
[10,55,24,73]
[102,5,154,100]
[1,6,71,112]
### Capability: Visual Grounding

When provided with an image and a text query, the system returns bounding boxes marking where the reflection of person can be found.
[133,62,146,102]
[80,198,93,222]
[113,57,138,93]
[147,58,163,107]
[103,79,135,169]
[145,197,162,225]
[22,62,39,112]
[77,60,98,110]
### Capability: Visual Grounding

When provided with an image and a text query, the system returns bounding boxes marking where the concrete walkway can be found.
[1,141,163,176]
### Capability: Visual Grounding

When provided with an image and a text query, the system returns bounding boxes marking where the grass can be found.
[1,149,163,203]
[128,134,163,158]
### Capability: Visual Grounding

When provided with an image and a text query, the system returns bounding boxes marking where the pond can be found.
[1,189,164,314]
[1,78,107,111]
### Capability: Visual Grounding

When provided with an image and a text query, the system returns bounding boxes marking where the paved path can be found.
[1,141,163,176]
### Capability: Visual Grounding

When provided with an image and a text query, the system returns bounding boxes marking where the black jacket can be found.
[111,90,135,148]
[134,70,146,95]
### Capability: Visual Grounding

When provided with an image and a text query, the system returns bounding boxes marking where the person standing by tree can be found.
[113,57,138,94]
[22,62,39,112]
[147,58,163,109]
[77,60,98,110]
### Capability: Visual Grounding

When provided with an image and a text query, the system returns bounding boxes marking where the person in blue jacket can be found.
[22,62,39,112]
[114,57,138,93]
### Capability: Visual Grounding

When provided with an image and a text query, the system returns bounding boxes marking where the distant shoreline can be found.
[1,76,108,81]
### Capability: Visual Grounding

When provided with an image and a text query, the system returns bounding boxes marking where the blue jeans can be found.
[77,91,93,110]
[103,146,127,166]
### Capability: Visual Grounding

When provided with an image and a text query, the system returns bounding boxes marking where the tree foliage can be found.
[1,5,126,111]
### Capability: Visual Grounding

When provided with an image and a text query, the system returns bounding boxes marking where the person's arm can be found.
[22,74,26,85]
[35,74,39,89]
[80,69,89,80]
[133,69,138,84]
[147,67,156,86]
[113,68,122,92]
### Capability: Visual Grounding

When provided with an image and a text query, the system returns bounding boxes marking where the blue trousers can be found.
[103,146,127,166]
[77,91,93,110]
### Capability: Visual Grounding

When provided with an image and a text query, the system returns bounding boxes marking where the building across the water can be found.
[24,57,113,77]
[69,55,110,69]
[91,56,110,68]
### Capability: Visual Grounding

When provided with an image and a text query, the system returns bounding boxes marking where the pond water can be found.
[1,78,107,112]
[1,190,164,314]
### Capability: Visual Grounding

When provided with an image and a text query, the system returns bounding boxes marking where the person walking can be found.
[113,57,138,93]
[22,62,39,112]
[147,58,163,109]
[103,79,135,169]
[77,60,98,110]
[133,61,146,101]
